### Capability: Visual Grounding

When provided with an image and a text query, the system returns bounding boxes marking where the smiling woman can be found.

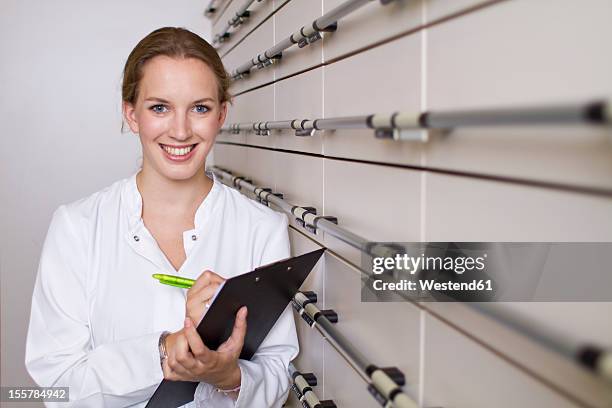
[25,27,298,408]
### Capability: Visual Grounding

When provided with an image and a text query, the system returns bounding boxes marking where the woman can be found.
[25,27,298,407]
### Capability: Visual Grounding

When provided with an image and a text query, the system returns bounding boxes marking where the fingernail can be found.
[184,317,191,327]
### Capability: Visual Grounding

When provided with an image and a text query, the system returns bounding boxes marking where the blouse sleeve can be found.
[194,212,299,408]
[25,205,164,407]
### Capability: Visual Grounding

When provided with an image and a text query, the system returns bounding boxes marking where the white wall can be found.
[0,2,210,405]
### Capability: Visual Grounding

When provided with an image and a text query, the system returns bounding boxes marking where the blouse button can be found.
[133,235,140,242]
[191,235,197,241]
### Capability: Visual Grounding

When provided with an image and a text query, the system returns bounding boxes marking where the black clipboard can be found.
[145,248,325,408]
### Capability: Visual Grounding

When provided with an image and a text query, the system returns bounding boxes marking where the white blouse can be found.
[25,170,299,407]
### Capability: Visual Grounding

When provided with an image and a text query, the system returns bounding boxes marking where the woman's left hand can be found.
[162,306,248,390]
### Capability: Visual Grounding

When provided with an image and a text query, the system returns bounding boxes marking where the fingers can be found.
[219,306,248,354]
[186,282,221,325]
[188,270,225,295]
[166,329,198,379]
[183,317,213,361]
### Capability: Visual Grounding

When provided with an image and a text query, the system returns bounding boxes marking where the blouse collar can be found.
[123,169,221,232]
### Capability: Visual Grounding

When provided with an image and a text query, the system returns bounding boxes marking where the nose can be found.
[169,111,191,141]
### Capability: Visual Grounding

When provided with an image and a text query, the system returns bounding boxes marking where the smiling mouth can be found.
[159,143,198,156]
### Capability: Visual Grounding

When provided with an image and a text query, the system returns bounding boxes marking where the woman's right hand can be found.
[185,270,226,327]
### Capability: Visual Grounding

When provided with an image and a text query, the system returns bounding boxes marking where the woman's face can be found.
[123,55,227,181]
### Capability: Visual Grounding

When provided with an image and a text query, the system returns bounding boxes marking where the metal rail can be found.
[220,100,611,141]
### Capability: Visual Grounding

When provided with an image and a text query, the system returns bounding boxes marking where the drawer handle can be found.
[230,0,391,80]
[211,165,612,388]
[220,100,611,142]
[289,364,337,408]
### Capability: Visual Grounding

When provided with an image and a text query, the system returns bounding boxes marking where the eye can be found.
[193,104,210,114]
[150,104,168,114]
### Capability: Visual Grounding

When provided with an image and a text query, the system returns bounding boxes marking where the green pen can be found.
[152,273,195,289]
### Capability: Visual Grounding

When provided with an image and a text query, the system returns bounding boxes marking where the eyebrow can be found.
[144,97,215,104]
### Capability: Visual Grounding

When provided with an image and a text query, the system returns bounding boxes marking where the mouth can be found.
[159,143,198,162]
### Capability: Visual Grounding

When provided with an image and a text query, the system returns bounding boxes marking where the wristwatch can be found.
[158,331,171,369]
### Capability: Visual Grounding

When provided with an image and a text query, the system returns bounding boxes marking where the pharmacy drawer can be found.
[426,0,493,22]
[422,313,580,408]
[322,0,421,61]
[426,0,612,189]
[211,142,248,175]
[323,34,424,166]
[237,85,276,148]
[288,228,326,398]
[223,17,274,95]
[323,253,421,400]
[213,0,275,57]
[274,68,323,154]
[273,152,324,240]
[424,174,612,241]
[243,147,277,201]
[273,0,323,79]
[323,159,422,265]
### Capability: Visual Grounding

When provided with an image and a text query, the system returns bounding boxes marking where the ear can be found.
[217,101,228,127]
[122,101,140,134]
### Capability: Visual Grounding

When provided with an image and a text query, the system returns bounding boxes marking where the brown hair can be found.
[121,27,230,123]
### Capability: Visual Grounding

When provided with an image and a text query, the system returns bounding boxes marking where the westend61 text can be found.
[372,279,493,292]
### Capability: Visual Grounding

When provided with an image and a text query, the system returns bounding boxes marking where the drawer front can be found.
[243,146,277,201]
[273,152,324,240]
[223,17,275,94]
[426,0,612,189]
[213,0,276,56]
[322,0,421,61]
[273,0,323,79]
[425,173,612,242]
[242,85,276,148]
[221,84,274,147]
[323,158,422,265]
[274,68,324,154]
[323,253,421,401]
[323,33,424,165]
[422,313,580,408]
[211,142,249,175]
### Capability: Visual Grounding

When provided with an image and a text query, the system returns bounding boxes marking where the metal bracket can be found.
[231,10,250,27]
[295,128,315,137]
[255,188,272,204]
[232,71,250,80]
[296,207,317,229]
[256,53,282,69]
[307,215,338,234]
[261,191,283,206]
[319,309,338,323]
[215,32,231,43]
[374,127,428,142]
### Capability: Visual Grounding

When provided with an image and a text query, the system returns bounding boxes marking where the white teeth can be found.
[162,145,194,156]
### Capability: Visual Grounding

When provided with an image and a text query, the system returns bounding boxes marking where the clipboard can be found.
[145,248,325,408]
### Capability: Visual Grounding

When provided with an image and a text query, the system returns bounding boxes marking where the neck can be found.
[136,163,213,217]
